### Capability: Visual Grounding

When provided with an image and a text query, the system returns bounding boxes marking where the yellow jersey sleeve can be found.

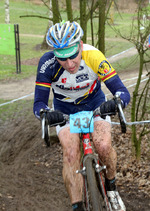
[82,45,117,82]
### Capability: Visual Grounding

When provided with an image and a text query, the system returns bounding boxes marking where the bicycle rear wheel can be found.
[84,157,104,211]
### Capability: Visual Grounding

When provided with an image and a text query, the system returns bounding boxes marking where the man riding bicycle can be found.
[33,21,130,211]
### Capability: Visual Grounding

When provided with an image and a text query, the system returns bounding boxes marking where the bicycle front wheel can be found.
[84,157,104,211]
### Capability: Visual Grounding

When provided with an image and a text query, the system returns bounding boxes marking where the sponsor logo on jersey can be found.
[79,66,84,71]
[104,69,109,73]
[76,74,89,83]
[62,78,67,83]
[98,60,111,76]
[40,57,55,73]
[56,83,90,91]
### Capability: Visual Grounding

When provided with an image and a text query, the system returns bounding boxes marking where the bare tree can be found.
[80,0,87,43]
[5,0,10,24]
[41,0,53,49]
[109,0,150,158]
[130,1,150,159]
[20,0,113,53]
[52,0,61,24]
[97,0,106,54]
[66,0,73,22]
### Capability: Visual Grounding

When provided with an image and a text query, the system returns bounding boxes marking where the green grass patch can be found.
[112,50,150,73]
[0,0,49,35]
[0,0,148,81]
[0,64,37,81]
[0,99,34,122]
[105,41,134,58]
[20,36,47,60]
[112,54,139,72]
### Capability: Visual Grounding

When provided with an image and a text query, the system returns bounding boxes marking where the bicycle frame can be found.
[76,132,112,211]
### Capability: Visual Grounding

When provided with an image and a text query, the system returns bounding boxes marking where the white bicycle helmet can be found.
[46,21,84,48]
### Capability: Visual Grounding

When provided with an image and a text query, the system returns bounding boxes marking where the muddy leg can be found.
[58,127,83,203]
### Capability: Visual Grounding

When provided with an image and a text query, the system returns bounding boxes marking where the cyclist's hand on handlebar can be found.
[46,111,66,127]
[100,99,116,118]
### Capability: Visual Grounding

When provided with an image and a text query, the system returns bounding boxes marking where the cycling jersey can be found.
[34,44,130,118]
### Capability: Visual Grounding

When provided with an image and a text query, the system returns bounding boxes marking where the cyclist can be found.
[33,21,130,211]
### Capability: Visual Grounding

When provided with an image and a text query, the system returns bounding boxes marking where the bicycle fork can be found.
[77,159,112,211]
[76,133,112,211]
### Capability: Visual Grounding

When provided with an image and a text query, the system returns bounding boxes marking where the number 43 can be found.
[73,117,90,129]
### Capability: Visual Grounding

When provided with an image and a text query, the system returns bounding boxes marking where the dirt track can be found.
[0,49,150,211]
[0,107,149,211]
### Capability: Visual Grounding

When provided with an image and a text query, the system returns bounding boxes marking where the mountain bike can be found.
[40,95,150,211]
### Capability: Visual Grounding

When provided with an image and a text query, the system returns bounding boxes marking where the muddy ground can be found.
[0,106,149,211]
[0,56,150,211]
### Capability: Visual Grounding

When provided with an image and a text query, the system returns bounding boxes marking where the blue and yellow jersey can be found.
[34,44,130,117]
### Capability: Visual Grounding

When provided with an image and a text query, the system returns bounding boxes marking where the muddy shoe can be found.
[72,201,85,211]
[107,191,126,211]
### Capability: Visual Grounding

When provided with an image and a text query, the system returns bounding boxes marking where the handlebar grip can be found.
[40,109,68,147]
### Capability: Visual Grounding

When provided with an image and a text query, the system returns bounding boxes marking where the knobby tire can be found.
[84,157,104,211]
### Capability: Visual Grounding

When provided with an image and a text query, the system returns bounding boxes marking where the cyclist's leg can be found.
[91,120,117,180]
[91,119,126,211]
[57,126,83,204]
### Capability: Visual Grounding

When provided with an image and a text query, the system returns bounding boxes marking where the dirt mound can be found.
[0,113,71,211]
[0,105,149,211]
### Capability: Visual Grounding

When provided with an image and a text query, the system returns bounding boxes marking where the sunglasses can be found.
[56,50,80,61]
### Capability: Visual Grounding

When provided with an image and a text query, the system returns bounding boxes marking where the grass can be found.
[0,99,34,122]
[20,36,46,60]
[112,54,139,72]
[0,0,49,80]
[105,40,134,58]
[0,0,148,80]
[0,0,49,34]
[0,64,37,80]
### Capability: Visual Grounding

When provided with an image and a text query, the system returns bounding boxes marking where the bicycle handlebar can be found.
[111,95,150,127]
[40,95,150,146]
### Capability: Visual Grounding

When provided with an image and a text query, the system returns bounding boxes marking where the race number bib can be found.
[70,111,94,133]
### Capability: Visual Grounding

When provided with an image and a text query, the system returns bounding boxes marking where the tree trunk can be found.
[90,0,95,46]
[41,0,53,50]
[66,0,73,22]
[52,0,60,24]
[131,52,144,159]
[5,0,10,24]
[79,0,87,43]
[98,0,106,53]
[130,0,150,159]
[41,25,52,50]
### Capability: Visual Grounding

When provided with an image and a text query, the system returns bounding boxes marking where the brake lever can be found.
[41,113,46,139]
[40,109,50,147]
[114,95,126,133]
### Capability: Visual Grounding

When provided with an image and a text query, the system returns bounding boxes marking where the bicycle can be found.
[40,95,150,211]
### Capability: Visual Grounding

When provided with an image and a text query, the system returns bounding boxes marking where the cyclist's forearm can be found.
[33,88,50,119]
[105,75,130,108]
